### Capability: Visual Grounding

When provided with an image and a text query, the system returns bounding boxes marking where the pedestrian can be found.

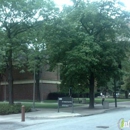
[102,95,105,105]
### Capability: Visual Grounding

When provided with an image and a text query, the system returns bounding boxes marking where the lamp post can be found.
[32,67,36,110]
[114,78,117,108]
[57,63,63,91]
[69,87,72,97]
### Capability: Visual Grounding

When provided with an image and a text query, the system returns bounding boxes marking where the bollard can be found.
[21,105,25,122]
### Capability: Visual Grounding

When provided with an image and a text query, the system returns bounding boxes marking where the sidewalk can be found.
[0,102,130,126]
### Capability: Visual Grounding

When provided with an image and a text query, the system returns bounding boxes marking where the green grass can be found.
[23,102,58,109]
[74,98,130,104]
[0,101,58,109]
[14,100,58,108]
[15,100,57,103]
[22,101,82,109]
[96,98,130,103]
[0,98,129,109]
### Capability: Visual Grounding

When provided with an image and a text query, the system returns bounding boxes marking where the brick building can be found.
[0,64,61,101]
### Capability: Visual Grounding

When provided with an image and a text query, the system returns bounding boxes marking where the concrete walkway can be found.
[0,102,130,126]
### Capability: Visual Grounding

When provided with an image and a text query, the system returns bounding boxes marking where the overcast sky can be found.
[54,0,72,7]
[53,0,130,10]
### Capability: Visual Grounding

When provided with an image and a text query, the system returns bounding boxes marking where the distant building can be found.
[0,64,61,101]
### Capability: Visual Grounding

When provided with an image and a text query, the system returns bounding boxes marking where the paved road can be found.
[0,122,26,130]
[17,109,130,130]
[0,101,130,130]
[0,118,59,130]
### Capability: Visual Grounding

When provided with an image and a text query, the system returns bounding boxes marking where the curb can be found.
[25,108,123,119]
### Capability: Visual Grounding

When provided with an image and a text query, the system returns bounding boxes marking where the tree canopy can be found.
[0,0,58,104]
[45,0,130,108]
[0,0,130,108]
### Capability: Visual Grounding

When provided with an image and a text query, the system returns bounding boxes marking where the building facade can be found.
[0,64,61,101]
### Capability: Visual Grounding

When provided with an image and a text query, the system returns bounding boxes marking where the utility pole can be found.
[32,67,36,110]
[114,78,117,108]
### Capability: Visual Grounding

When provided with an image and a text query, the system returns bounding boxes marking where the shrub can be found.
[48,92,100,100]
[0,104,31,115]
[25,106,31,112]
[47,92,90,100]
[47,92,68,100]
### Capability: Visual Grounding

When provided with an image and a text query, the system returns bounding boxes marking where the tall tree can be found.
[121,52,130,98]
[45,0,130,108]
[0,0,57,104]
[27,25,47,101]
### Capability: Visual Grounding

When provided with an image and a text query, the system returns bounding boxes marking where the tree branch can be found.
[80,15,91,35]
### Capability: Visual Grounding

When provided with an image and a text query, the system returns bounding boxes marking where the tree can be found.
[26,5,59,101]
[0,0,58,104]
[121,52,130,98]
[27,24,47,101]
[45,0,130,108]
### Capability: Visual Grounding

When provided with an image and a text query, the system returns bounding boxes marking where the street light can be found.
[32,67,36,110]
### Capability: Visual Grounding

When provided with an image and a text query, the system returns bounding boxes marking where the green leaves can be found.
[0,0,59,104]
[44,0,130,90]
[0,0,58,72]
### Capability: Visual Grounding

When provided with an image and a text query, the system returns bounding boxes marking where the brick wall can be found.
[40,83,58,100]
[14,84,33,100]
[0,66,59,101]
[0,86,4,100]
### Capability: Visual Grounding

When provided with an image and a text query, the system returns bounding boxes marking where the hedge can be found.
[47,92,68,100]
[0,104,31,115]
[47,92,100,100]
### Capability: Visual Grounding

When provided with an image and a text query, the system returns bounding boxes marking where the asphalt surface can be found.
[0,101,130,130]
[17,108,130,130]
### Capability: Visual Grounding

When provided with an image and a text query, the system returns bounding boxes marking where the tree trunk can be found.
[89,72,94,109]
[8,49,14,105]
[35,70,41,101]
[125,91,128,99]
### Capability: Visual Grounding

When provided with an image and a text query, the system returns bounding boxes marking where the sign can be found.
[58,97,74,113]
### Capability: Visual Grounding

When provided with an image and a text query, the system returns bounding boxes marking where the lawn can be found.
[0,98,129,109]
[74,98,130,104]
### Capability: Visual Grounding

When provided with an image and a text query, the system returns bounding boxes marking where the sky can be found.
[121,0,130,10]
[54,0,73,7]
[53,0,130,10]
